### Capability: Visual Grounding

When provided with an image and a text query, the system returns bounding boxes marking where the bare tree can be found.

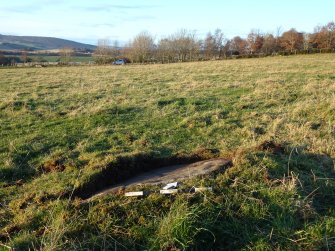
[323,22,335,49]
[20,50,29,63]
[275,26,283,51]
[202,29,225,59]
[157,38,174,63]
[0,52,8,66]
[261,34,277,54]
[213,29,226,58]
[169,29,201,62]
[310,22,335,50]
[59,47,74,64]
[221,39,231,58]
[129,31,155,63]
[303,33,312,51]
[93,39,114,64]
[247,30,264,54]
[280,29,304,53]
[230,36,248,55]
[110,40,121,59]
[203,32,216,59]
[121,40,133,62]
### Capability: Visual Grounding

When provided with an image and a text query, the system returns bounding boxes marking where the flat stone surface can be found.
[87,158,231,201]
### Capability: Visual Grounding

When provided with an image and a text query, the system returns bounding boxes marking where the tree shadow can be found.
[264,148,335,215]
[198,144,335,250]
[0,142,58,183]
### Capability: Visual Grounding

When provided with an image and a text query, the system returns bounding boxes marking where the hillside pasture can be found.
[0,54,335,250]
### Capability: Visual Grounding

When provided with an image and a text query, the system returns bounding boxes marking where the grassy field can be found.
[33,55,93,63]
[28,55,94,63]
[0,54,335,250]
[4,55,94,63]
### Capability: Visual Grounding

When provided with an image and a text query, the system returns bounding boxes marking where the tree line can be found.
[94,21,335,64]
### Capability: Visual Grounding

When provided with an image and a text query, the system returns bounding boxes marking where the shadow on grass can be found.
[268,149,335,215]
[0,146,42,182]
[0,143,58,183]
[192,147,335,250]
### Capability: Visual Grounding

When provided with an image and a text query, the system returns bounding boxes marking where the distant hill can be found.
[0,34,96,51]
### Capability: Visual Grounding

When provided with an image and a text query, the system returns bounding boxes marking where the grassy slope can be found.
[28,55,94,63]
[0,55,335,250]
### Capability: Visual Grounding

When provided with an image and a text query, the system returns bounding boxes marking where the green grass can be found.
[30,55,93,63]
[0,54,335,250]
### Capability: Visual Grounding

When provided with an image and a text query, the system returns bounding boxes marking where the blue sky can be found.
[0,0,334,45]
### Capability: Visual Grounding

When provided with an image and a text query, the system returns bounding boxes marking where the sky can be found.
[0,0,334,45]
